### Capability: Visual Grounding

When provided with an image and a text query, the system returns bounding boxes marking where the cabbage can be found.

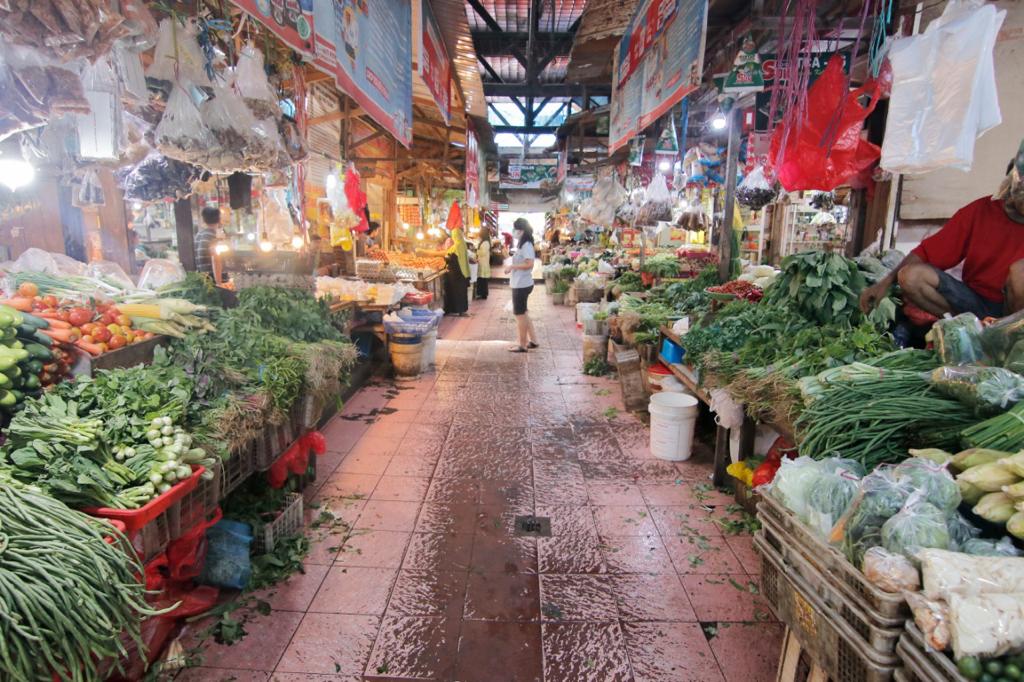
[961,537,1024,557]
[770,457,826,521]
[894,458,961,514]
[806,469,861,538]
[881,500,951,564]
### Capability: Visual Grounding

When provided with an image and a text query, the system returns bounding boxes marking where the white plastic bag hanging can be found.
[155,84,217,166]
[235,42,280,120]
[147,19,213,87]
[137,259,186,290]
[881,0,1006,173]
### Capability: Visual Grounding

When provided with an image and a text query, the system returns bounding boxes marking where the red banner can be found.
[617,0,678,87]
[419,0,451,124]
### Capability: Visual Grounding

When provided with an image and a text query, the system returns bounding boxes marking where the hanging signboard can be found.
[232,0,316,55]
[609,0,708,154]
[418,0,451,125]
[500,161,558,190]
[466,122,480,206]
[311,0,414,148]
[556,149,568,184]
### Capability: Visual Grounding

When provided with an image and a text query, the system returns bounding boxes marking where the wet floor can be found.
[179,285,782,681]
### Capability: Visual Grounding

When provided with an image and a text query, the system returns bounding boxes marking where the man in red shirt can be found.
[861,150,1024,318]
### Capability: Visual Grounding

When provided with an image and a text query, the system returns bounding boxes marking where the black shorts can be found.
[934,268,1004,318]
[512,285,533,315]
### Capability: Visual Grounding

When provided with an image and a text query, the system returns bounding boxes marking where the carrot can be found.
[34,315,71,329]
[75,339,104,357]
[0,298,34,312]
[40,328,79,344]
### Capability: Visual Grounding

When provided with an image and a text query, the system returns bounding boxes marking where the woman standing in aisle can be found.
[444,227,470,316]
[475,228,491,300]
[507,218,538,352]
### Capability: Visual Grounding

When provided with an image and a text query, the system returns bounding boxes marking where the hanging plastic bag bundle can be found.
[147,18,213,87]
[201,84,277,172]
[155,84,217,166]
[235,42,280,120]
[881,1,1006,173]
[736,165,777,209]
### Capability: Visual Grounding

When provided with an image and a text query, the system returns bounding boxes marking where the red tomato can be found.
[57,310,71,323]
[108,335,127,350]
[91,327,112,343]
[41,295,58,309]
[101,311,118,326]
[80,335,95,344]
[115,315,132,328]
[68,308,92,327]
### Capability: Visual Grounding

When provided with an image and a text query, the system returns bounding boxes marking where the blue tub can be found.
[661,338,685,364]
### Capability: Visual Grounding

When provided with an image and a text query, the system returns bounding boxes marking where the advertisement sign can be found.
[617,0,679,87]
[500,161,558,190]
[609,0,708,154]
[419,0,451,124]
[465,122,480,207]
[232,0,316,55]
[311,0,413,148]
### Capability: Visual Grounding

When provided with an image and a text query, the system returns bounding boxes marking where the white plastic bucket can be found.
[649,392,700,461]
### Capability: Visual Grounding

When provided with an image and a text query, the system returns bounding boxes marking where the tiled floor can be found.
[181,285,782,681]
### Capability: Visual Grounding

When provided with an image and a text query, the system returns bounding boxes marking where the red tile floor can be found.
[179,285,783,681]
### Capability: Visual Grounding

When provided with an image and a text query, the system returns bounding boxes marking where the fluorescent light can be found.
[711,114,728,131]
[0,158,34,191]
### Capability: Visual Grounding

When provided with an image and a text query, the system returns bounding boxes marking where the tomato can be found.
[751,460,781,487]
[16,282,38,298]
[96,342,108,354]
[108,335,127,350]
[81,323,96,335]
[94,302,110,314]
[68,308,93,328]
[80,335,94,344]
[57,309,71,323]
[101,311,118,326]
[115,315,132,328]
[91,327,111,343]
[41,295,58,309]
[106,324,122,336]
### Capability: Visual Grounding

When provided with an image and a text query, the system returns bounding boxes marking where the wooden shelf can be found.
[658,353,711,405]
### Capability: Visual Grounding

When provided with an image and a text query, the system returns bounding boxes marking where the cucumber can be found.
[17,313,49,330]
[24,343,52,361]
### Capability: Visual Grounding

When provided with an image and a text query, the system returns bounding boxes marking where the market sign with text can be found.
[616,0,678,88]
[753,51,849,130]
[310,0,414,147]
[499,162,559,190]
[419,0,451,125]
[231,0,316,56]
[609,0,708,154]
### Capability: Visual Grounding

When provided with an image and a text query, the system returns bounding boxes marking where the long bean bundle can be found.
[961,401,1024,451]
[796,372,979,468]
[0,485,168,681]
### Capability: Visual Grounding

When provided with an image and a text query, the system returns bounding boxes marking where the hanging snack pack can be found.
[155,84,216,166]
[147,18,213,87]
[235,42,280,120]
[120,151,204,202]
[200,85,278,172]
[736,165,776,209]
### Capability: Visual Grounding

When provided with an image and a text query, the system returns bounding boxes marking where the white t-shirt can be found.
[511,241,535,289]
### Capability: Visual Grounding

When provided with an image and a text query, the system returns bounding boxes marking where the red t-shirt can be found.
[912,197,1024,303]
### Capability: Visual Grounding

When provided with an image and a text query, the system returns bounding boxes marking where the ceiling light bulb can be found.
[291,235,304,249]
[132,201,143,210]
[658,160,672,172]
[259,239,274,253]
[0,159,34,191]
[415,231,425,240]
[246,232,256,241]
[564,192,575,202]
[711,114,728,131]
[214,243,231,255]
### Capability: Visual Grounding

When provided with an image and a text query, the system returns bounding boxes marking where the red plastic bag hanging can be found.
[446,200,463,231]
[165,508,223,582]
[344,164,369,233]
[769,54,882,192]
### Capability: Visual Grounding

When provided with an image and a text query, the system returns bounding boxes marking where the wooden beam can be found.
[307,107,369,127]
[352,130,388,151]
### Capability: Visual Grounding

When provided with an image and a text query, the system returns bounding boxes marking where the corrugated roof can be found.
[430,0,487,117]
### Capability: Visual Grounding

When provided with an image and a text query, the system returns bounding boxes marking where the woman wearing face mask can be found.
[506,218,539,352]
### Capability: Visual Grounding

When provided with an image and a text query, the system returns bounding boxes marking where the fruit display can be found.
[387,252,445,271]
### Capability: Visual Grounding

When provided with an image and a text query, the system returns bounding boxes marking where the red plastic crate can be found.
[403,291,433,306]
[83,466,205,535]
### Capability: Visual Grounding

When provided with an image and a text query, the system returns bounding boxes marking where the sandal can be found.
[527,342,539,349]
[508,346,528,353]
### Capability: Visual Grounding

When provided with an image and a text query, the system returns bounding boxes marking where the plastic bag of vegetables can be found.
[931,313,985,365]
[979,307,1024,367]
[894,457,961,514]
[881,495,951,564]
[831,465,914,567]
[930,365,1024,413]
[946,512,982,550]
[806,468,861,538]
[961,537,1024,557]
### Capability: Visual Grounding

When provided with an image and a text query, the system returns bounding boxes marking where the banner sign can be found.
[311,0,413,148]
[500,161,558,190]
[232,0,316,55]
[419,0,451,124]
[609,0,708,154]
[617,0,679,87]
[466,122,480,206]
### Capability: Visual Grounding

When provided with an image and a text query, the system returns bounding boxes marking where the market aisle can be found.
[179,286,782,682]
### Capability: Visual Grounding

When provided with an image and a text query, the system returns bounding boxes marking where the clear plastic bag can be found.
[961,537,1024,557]
[862,546,920,593]
[200,85,266,172]
[155,84,216,166]
[199,519,253,590]
[905,590,951,651]
[84,260,135,291]
[880,495,951,564]
[981,308,1024,366]
[806,468,862,538]
[949,591,1024,659]
[737,165,776,209]
[833,465,914,567]
[894,458,961,514]
[137,259,186,290]
[920,548,1024,599]
[947,512,982,550]
[147,18,213,87]
[931,365,1024,413]
[118,0,160,52]
[769,456,826,521]
[119,150,202,202]
[235,42,279,119]
[932,313,985,365]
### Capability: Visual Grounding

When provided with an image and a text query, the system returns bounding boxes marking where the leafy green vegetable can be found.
[236,287,345,343]
[762,251,867,327]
